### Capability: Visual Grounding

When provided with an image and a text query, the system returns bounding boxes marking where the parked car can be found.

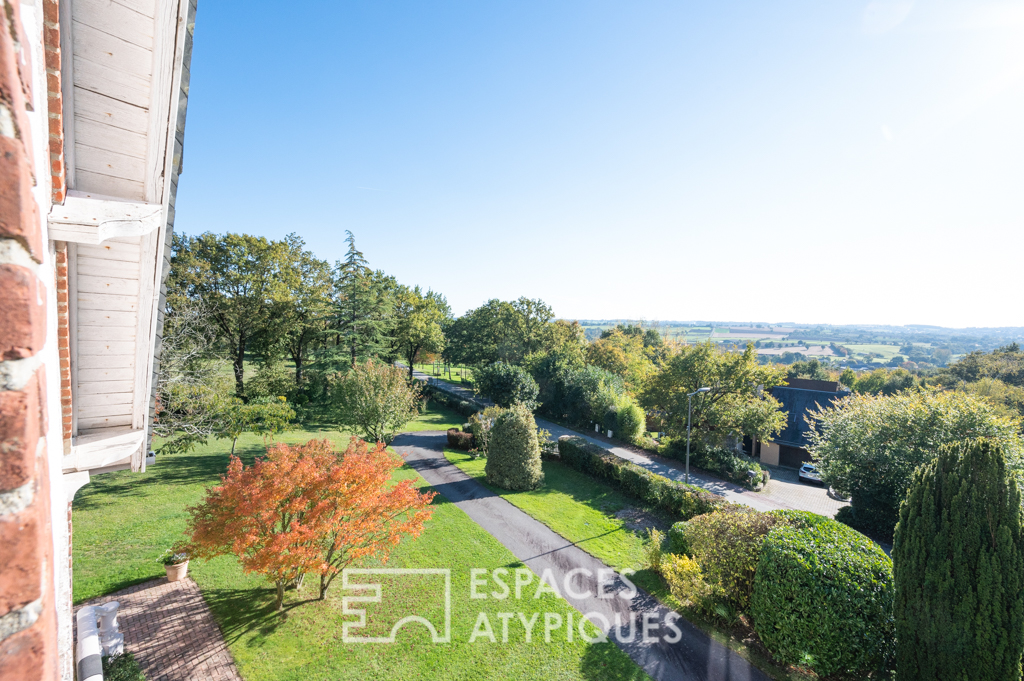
[798,463,822,484]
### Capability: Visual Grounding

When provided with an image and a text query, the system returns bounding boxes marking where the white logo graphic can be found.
[341,568,452,643]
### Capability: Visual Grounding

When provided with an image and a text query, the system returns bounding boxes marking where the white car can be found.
[798,464,823,484]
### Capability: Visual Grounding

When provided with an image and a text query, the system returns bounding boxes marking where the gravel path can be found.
[393,431,770,681]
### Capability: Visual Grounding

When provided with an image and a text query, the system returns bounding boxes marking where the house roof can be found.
[770,386,849,449]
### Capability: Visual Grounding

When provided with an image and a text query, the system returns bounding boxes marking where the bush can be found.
[615,401,646,444]
[683,508,782,608]
[667,521,689,555]
[103,652,145,681]
[468,406,504,455]
[894,440,1024,681]
[643,528,665,573]
[475,362,539,409]
[446,428,474,450]
[557,436,730,521]
[330,361,420,444]
[662,553,717,614]
[602,405,618,432]
[421,384,488,417]
[662,440,764,490]
[751,515,894,679]
[485,403,544,490]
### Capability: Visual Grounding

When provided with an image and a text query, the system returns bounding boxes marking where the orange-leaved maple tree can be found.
[184,438,435,610]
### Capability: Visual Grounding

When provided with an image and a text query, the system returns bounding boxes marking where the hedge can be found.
[750,514,894,678]
[446,428,474,450]
[661,440,765,490]
[557,436,730,521]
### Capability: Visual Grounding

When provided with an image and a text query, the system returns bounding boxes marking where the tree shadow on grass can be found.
[579,639,654,681]
[202,586,322,647]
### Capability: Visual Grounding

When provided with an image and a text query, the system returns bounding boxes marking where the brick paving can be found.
[75,577,242,681]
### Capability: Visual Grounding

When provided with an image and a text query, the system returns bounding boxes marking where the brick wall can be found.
[0,0,60,678]
[53,243,70,454]
[42,0,63,205]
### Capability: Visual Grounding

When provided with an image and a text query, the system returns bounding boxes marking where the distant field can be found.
[844,344,902,360]
[758,346,834,357]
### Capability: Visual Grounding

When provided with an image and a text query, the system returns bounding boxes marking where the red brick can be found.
[0,627,46,681]
[0,137,43,263]
[0,370,41,491]
[0,265,46,360]
[42,0,59,26]
[0,511,43,616]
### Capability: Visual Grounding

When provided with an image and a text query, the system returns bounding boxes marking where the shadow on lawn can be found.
[202,586,322,646]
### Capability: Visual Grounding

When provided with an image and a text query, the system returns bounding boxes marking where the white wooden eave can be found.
[52,0,192,476]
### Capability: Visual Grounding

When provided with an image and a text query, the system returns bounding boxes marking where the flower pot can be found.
[165,561,189,582]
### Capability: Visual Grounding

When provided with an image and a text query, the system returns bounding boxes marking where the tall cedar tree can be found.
[185,438,435,610]
[334,232,395,368]
[893,439,1024,680]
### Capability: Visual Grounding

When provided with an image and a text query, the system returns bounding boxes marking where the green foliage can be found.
[467,406,504,455]
[947,343,1024,387]
[850,367,917,395]
[662,441,764,490]
[808,388,1024,539]
[330,360,421,444]
[839,367,857,390]
[667,521,689,555]
[683,509,781,608]
[474,361,540,409]
[244,361,294,401]
[102,652,146,681]
[393,285,451,378]
[662,553,717,614]
[422,384,488,417]
[556,436,729,520]
[615,400,646,444]
[446,428,474,450]
[333,231,398,368]
[215,396,296,456]
[893,440,1024,681]
[642,342,788,447]
[751,515,894,679]
[485,403,544,490]
[586,328,657,394]
[537,363,628,427]
[442,297,554,367]
[643,528,665,573]
[786,358,830,381]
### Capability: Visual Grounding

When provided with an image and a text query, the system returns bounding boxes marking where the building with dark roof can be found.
[758,378,850,468]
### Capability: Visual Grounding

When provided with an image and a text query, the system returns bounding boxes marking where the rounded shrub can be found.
[751,516,894,678]
[475,362,539,409]
[667,521,689,555]
[615,401,646,444]
[485,403,544,490]
[683,508,782,608]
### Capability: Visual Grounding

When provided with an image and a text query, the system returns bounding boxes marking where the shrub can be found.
[475,362,539,409]
[751,515,894,679]
[103,652,145,681]
[662,553,717,614]
[643,528,665,573]
[485,403,544,490]
[667,521,689,555]
[603,405,619,432]
[894,439,1024,681]
[330,361,420,444]
[557,436,729,521]
[615,401,646,444]
[662,441,764,490]
[683,508,782,608]
[446,428,474,450]
[468,406,504,455]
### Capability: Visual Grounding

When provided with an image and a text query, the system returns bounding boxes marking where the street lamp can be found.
[686,387,711,484]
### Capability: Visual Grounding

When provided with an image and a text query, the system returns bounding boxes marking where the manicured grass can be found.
[72,403,651,681]
[415,363,475,386]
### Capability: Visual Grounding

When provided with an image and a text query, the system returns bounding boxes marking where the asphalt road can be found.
[392,431,771,681]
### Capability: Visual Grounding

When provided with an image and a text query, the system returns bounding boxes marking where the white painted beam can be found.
[47,190,165,244]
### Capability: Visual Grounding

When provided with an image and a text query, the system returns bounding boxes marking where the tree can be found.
[808,389,1024,539]
[215,396,296,456]
[153,301,229,454]
[587,328,656,395]
[485,403,544,490]
[474,361,539,409]
[330,360,421,443]
[948,344,1024,387]
[185,438,435,610]
[893,440,1024,680]
[442,297,553,366]
[275,235,333,385]
[168,232,300,397]
[392,285,450,379]
[851,367,917,395]
[642,342,788,446]
[334,232,396,368]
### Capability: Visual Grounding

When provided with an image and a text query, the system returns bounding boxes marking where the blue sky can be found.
[176,1,1024,327]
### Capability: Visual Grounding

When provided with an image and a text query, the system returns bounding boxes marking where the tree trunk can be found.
[233,336,246,397]
[231,437,237,456]
[294,354,303,385]
[275,581,285,611]
[319,574,328,600]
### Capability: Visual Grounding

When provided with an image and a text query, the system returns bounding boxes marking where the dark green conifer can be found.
[894,439,1024,680]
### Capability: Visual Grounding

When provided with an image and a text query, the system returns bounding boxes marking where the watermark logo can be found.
[341,568,452,643]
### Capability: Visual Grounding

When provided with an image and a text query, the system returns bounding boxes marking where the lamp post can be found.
[686,387,711,484]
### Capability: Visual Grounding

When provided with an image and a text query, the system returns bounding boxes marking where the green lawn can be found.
[72,403,650,681]
[414,363,475,386]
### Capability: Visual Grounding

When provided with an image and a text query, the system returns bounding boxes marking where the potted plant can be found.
[160,549,189,582]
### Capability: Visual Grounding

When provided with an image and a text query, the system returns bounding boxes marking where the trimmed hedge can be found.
[751,514,894,678]
[486,404,544,490]
[557,436,730,521]
[446,428,474,450]
[423,384,488,417]
[662,440,765,490]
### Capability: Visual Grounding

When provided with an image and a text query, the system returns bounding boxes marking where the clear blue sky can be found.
[176,1,1024,328]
